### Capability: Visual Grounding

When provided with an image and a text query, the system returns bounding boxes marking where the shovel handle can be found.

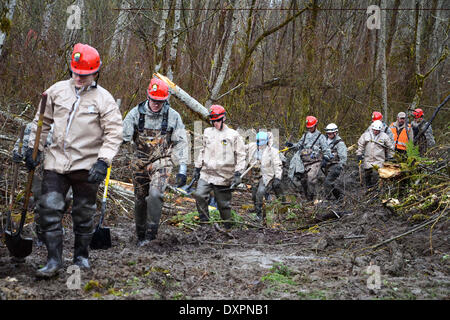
[9,125,26,209]
[99,166,112,227]
[15,93,47,235]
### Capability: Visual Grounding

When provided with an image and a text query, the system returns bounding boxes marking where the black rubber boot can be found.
[147,223,158,241]
[332,188,342,200]
[36,231,63,278]
[73,234,92,269]
[136,226,148,247]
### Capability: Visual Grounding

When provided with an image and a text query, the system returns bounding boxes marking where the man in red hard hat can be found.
[192,105,246,229]
[411,108,435,155]
[122,77,188,246]
[365,111,394,142]
[286,116,332,201]
[26,43,123,277]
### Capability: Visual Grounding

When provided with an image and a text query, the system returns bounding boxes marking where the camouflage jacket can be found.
[326,134,347,167]
[123,100,188,174]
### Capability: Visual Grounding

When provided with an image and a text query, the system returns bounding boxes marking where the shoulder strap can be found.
[310,132,322,149]
[331,138,342,149]
[137,100,147,133]
[161,103,170,135]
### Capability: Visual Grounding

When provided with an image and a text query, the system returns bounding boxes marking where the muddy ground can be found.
[0,157,449,301]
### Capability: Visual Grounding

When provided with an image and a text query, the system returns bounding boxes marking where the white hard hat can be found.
[325,123,338,133]
[372,120,383,131]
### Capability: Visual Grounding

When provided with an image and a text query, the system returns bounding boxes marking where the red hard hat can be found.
[147,78,169,101]
[413,108,424,119]
[209,105,226,121]
[306,116,318,128]
[372,111,383,121]
[70,43,101,75]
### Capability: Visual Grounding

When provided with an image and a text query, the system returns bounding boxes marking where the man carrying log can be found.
[122,77,189,246]
[287,116,332,201]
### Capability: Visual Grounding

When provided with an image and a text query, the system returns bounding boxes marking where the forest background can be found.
[0,0,448,148]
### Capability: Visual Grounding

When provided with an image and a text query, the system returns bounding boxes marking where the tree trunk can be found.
[205,0,242,109]
[0,0,17,56]
[41,0,56,42]
[109,0,130,59]
[155,0,170,73]
[167,0,182,81]
[386,0,400,62]
[379,0,388,119]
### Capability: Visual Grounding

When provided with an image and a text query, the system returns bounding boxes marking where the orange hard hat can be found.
[147,78,169,101]
[209,105,226,121]
[372,111,383,121]
[306,116,318,128]
[413,108,424,119]
[70,43,101,75]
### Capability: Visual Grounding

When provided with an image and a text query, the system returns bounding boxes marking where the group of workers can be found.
[5,43,437,278]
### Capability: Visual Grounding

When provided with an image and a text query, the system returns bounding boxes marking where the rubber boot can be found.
[73,234,92,269]
[136,226,148,247]
[36,231,63,278]
[135,199,148,246]
[332,188,342,200]
[147,223,158,241]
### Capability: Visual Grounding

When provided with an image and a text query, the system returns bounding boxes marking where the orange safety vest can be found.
[389,123,411,151]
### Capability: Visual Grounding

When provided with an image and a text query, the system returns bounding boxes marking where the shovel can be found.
[5,92,47,258]
[3,126,25,238]
[358,160,364,186]
[222,162,256,192]
[90,166,112,250]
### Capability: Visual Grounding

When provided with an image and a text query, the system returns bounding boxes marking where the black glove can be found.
[12,151,23,163]
[321,158,329,169]
[357,155,364,162]
[272,177,282,189]
[193,167,201,181]
[285,142,294,148]
[24,147,41,171]
[87,159,108,184]
[232,172,242,187]
[176,173,187,187]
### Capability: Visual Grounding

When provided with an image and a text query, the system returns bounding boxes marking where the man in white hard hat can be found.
[322,123,347,200]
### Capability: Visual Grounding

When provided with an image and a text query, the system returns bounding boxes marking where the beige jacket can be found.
[356,130,394,169]
[195,124,246,186]
[28,79,123,174]
[247,137,283,187]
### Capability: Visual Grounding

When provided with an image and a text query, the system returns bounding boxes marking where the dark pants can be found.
[132,166,171,240]
[364,168,379,189]
[38,170,99,261]
[252,179,283,217]
[324,164,343,200]
[193,179,233,229]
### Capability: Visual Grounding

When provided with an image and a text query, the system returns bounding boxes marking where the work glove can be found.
[24,147,41,171]
[357,155,364,162]
[272,177,282,189]
[193,167,201,181]
[321,158,329,169]
[232,172,242,187]
[12,151,23,163]
[285,142,294,148]
[87,159,108,184]
[176,173,187,188]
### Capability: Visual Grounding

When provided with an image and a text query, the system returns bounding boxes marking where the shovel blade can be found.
[89,226,111,250]
[4,231,33,259]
